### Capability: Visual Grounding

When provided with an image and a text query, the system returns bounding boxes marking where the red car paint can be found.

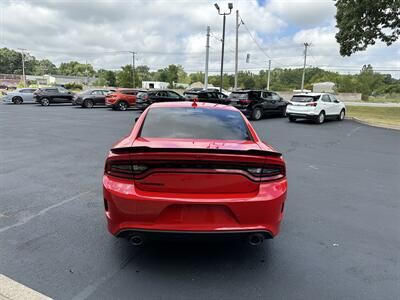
[103,102,287,240]
[105,88,142,110]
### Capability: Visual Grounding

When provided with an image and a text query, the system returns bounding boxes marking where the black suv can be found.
[135,90,184,110]
[34,87,74,106]
[228,90,287,120]
[73,89,115,108]
[183,90,229,105]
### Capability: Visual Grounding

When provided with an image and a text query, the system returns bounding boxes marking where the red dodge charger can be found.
[103,101,287,246]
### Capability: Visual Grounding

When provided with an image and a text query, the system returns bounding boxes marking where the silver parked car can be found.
[2,88,37,104]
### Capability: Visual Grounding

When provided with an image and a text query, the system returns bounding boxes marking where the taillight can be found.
[239,99,252,104]
[306,102,318,107]
[105,160,148,179]
[246,165,285,181]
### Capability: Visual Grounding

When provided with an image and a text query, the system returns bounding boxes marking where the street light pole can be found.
[129,51,136,88]
[301,42,310,92]
[204,26,210,89]
[18,48,27,87]
[267,59,271,90]
[234,10,239,90]
[215,3,233,92]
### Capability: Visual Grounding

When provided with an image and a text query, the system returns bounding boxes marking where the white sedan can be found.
[286,93,346,124]
[2,88,37,104]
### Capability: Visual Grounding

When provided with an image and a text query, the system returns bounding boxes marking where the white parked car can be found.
[2,88,37,104]
[286,93,346,124]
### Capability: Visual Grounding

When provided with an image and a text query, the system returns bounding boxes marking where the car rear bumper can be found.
[135,102,150,110]
[74,98,83,105]
[286,112,318,120]
[103,175,287,238]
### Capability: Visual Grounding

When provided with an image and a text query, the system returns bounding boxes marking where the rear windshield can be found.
[184,93,199,99]
[120,90,138,95]
[229,91,260,99]
[291,95,320,102]
[229,92,248,100]
[140,107,251,140]
[137,92,148,98]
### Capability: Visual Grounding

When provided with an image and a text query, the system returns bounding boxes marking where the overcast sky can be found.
[1,0,399,77]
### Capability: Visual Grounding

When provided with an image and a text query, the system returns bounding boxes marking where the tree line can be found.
[1,47,399,99]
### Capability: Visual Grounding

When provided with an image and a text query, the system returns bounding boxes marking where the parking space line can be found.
[0,190,93,234]
[0,274,52,300]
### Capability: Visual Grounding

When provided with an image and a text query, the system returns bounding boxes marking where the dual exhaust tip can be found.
[128,233,265,247]
[129,235,144,246]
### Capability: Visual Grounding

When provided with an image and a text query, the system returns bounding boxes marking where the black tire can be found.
[84,99,94,109]
[337,109,345,121]
[41,98,50,106]
[251,107,262,120]
[288,116,296,122]
[315,111,325,124]
[12,97,23,104]
[281,105,287,117]
[117,101,128,111]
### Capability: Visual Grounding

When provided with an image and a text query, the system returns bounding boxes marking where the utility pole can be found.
[215,3,233,92]
[234,10,239,90]
[204,26,210,89]
[85,60,88,86]
[301,42,310,91]
[267,59,271,90]
[18,48,26,87]
[129,51,135,88]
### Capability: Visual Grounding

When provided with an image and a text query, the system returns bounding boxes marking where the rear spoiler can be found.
[111,146,282,157]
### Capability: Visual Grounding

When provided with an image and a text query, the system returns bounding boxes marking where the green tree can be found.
[97,69,117,86]
[33,59,57,75]
[189,72,204,83]
[58,61,95,77]
[116,65,133,88]
[335,0,400,56]
[135,65,151,87]
[0,47,25,74]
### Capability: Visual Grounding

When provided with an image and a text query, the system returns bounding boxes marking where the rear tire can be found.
[117,101,128,111]
[315,111,325,124]
[12,97,23,104]
[84,99,94,109]
[288,116,296,122]
[251,107,262,120]
[337,109,345,121]
[281,105,287,117]
[41,98,50,106]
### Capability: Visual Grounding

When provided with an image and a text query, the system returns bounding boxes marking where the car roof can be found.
[149,101,238,111]
[293,93,324,96]
[231,89,273,92]
[186,89,222,94]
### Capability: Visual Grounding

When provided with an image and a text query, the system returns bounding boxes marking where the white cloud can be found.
[267,0,336,27]
[0,0,398,77]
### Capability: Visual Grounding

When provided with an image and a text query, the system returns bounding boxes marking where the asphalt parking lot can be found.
[0,103,399,300]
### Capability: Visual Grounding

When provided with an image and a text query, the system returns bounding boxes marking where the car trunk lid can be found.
[107,138,283,194]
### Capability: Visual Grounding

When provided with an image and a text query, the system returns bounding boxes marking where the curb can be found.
[346,117,400,131]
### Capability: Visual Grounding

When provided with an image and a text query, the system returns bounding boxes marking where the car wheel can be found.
[117,101,128,111]
[251,108,262,120]
[337,109,345,121]
[281,105,287,117]
[41,98,50,106]
[316,111,325,124]
[12,97,23,104]
[84,99,94,109]
[288,116,296,122]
